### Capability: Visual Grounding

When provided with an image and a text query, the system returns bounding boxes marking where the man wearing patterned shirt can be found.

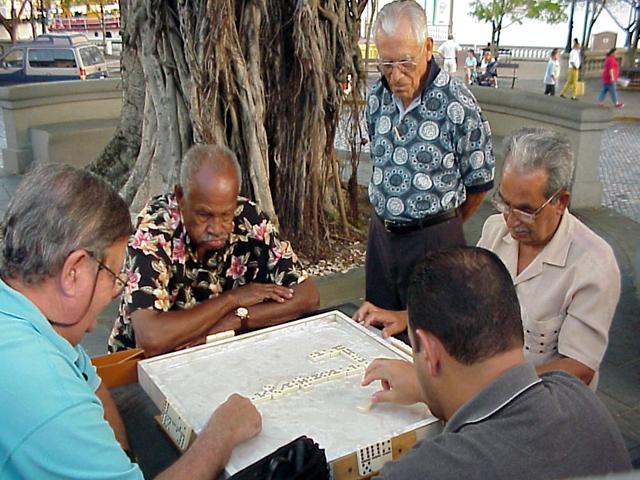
[109,145,319,356]
[353,0,494,339]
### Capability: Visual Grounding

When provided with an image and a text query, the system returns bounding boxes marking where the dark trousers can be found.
[544,84,556,96]
[365,212,466,312]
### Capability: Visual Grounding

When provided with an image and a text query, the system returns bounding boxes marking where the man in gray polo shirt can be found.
[363,247,630,479]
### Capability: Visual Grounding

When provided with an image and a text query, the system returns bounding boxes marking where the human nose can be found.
[389,64,404,82]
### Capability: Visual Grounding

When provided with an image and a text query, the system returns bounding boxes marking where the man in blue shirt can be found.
[353,1,494,339]
[0,164,261,479]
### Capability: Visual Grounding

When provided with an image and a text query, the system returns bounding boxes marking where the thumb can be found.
[371,389,395,404]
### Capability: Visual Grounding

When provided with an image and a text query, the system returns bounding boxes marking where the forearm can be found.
[155,428,233,480]
[96,383,130,452]
[535,357,594,385]
[241,280,320,330]
[131,292,239,357]
[459,191,488,222]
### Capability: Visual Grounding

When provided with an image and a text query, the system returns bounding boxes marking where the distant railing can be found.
[461,44,554,61]
[49,17,121,31]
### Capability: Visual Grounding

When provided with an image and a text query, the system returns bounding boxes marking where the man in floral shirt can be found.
[109,145,319,356]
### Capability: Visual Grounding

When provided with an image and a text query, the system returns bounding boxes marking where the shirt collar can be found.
[0,278,80,364]
[444,362,542,433]
[499,210,574,269]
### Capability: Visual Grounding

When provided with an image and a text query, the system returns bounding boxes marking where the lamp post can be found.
[448,0,455,37]
[565,0,576,53]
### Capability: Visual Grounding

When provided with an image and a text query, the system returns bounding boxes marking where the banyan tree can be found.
[90,0,369,254]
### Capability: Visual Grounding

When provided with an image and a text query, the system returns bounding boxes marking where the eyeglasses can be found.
[376,59,418,75]
[491,189,563,224]
[86,250,128,291]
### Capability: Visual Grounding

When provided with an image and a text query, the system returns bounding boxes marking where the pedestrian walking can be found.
[560,39,581,100]
[597,48,624,108]
[543,48,561,95]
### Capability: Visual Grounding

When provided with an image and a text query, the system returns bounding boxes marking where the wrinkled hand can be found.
[352,301,408,338]
[206,394,262,447]
[362,359,422,405]
[231,283,294,307]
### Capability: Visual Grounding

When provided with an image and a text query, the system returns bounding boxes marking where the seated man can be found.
[0,164,261,479]
[478,127,620,387]
[363,247,631,479]
[109,144,320,356]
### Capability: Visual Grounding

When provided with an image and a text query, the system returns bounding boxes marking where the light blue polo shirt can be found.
[0,278,143,479]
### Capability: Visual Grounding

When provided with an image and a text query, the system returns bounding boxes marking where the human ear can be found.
[416,329,441,376]
[557,191,571,214]
[59,249,90,297]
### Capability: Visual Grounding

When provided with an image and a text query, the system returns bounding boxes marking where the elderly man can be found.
[109,145,319,356]
[0,165,261,479]
[353,0,494,338]
[478,127,620,387]
[363,247,630,479]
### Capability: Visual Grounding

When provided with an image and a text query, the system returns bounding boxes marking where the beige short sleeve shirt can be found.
[478,212,620,373]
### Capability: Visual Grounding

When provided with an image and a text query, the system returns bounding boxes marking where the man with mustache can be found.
[478,127,620,387]
[109,144,319,357]
[353,0,494,339]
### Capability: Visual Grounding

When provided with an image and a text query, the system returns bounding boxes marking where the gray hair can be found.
[179,144,242,199]
[1,164,133,284]
[503,127,575,197]
[373,1,429,44]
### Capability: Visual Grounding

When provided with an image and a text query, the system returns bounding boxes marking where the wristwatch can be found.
[235,307,250,330]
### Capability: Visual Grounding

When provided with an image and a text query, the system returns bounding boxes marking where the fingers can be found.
[352,301,374,323]
[222,394,262,444]
[361,358,392,386]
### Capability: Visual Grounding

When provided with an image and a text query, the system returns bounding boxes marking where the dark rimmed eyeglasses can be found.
[491,189,563,224]
[86,250,128,291]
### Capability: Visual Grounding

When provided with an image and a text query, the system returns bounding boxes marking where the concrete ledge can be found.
[0,79,122,175]
[30,119,119,168]
[471,87,613,208]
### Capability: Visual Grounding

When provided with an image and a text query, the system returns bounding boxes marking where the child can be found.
[464,49,478,85]
[543,48,561,95]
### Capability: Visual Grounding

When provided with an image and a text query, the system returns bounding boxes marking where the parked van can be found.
[0,33,109,86]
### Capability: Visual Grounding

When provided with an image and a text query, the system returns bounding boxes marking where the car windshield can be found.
[79,46,105,66]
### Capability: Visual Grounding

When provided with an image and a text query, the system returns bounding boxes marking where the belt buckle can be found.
[383,219,394,232]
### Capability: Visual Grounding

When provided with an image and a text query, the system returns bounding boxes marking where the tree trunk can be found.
[90,0,364,255]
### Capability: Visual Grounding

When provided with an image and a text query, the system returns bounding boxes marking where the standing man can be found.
[0,165,261,479]
[353,0,494,338]
[438,34,461,74]
[478,128,621,387]
[560,38,581,100]
[110,144,319,357]
[363,247,631,479]
[543,48,561,95]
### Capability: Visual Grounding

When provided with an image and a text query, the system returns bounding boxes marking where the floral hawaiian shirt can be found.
[108,193,305,352]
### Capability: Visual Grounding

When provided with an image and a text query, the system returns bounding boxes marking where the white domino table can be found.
[138,310,441,478]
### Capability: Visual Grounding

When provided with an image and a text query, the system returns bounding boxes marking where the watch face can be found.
[236,307,249,317]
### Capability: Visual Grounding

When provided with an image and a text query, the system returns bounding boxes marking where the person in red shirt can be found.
[597,48,624,108]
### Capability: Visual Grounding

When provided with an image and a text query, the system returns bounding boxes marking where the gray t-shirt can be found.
[376,363,631,480]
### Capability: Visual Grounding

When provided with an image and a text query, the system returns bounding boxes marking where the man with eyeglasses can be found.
[0,164,261,479]
[109,144,319,357]
[353,0,494,339]
[478,127,620,388]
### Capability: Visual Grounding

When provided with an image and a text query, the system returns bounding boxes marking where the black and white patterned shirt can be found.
[366,62,495,222]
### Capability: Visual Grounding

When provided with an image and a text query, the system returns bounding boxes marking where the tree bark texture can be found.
[90,0,365,254]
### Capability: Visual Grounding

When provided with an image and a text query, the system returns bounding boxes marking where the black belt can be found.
[377,209,458,234]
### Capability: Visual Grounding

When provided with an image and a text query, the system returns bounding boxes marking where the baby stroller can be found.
[477,60,498,88]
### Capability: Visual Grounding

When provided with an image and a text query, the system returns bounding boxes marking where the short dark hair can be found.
[407,246,523,365]
[607,48,616,56]
[1,164,133,283]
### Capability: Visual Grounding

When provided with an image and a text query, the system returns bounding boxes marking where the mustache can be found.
[201,233,228,243]
[512,226,530,234]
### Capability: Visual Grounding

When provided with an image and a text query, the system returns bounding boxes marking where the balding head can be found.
[179,144,242,200]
